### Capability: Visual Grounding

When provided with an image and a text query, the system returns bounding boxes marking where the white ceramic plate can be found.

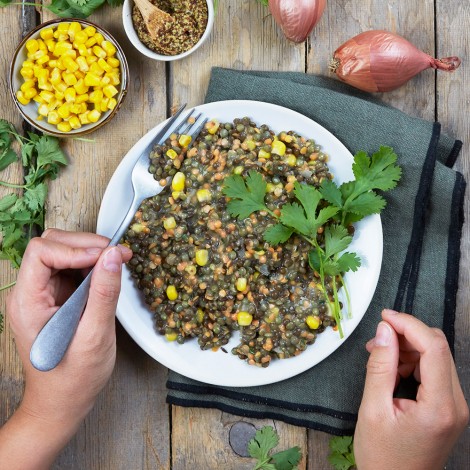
[97,100,382,387]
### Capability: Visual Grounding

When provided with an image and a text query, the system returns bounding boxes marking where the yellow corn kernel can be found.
[30,49,47,61]
[56,121,71,133]
[54,90,65,101]
[40,27,54,40]
[69,103,81,115]
[96,58,112,74]
[78,111,90,125]
[62,56,78,73]
[25,39,39,54]
[286,155,297,167]
[20,79,35,92]
[107,97,117,110]
[88,109,101,123]
[258,149,271,159]
[77,44,89,56]
[63,72,77,86]
[16,90,30,105]
[236,277,247,292]
[33,95,45,104]
[69,115,81,129]
[38,103,49,116]
[75,30,89,45]
[178,134,192,147]
[165,149,177,159]
[105,72,120,86]
[165,332,178,342]
[93,32,104,45]
[54,81,68,93]
[85,37,97,48]
[75,56,89,72]
[83,26,96,37]
[195,249,209,267]
[103,84,118,98]
[68,22,81,40]
[63,49,77,60]
[237,312,253,326]
[23,88,37,100]
[57,103,71,119]
[89,62,104,77]
[44,39,56,52]
[206,119,220,134]
[107,57,120,68]
[72,79,87,95]
[306,315,321,330]
[36,54,50,66]
[166,285,178,301]
[196,189,211,203]
[92,45,106,59]
[64,87,76,103]
[47,110,61,125]
[172,191,182,200]
[102,40,117,57]
[196,308,204,323]
[53,41,72,57]
[19,67,33,80]
[39,90,55,103]
[84,73,101,87]
[86,55,98,65]
[101,76,111,85]
[57,22,70,32]
[171,172,186,191]
[88,89,103,103]
[271,140,286,156]
[100,98,109,112]
[163,216,176,230]
[36,39,47,51]
[75,92,89,104]
[50,68,62,85]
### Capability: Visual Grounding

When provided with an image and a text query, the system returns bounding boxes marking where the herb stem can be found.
[339,273,352,319]
[0,180,26,189]
[0,280,16,292]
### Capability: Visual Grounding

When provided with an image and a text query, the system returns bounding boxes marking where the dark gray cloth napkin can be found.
[166,68,466,434]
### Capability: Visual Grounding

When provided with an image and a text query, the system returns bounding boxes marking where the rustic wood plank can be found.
[436,0,470,467]
[35,6,170,469]
[169,2,308,468]
[172,406,307,470]
[0,2,37,439]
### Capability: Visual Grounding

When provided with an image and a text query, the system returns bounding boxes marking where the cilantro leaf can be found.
[24,183,48,213]
[270,447,302,470]
[0,148,17,172]
[264,223,294,245]
[324,225,352,258]
[223,170,268,219]
[248,426,279,462]
[319,178,343,208]
[35,135,68,167]
[345,192,386,216]
[0,194,17,212]
[328,436,355,470]
[279,202,310,236]
[336,252,361,273]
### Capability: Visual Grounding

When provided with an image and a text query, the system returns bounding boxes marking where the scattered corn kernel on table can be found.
[1,2,469,469]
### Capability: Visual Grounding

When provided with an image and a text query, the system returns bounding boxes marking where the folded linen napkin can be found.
[166,68,466,434]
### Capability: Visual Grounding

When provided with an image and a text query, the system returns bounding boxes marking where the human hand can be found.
[354,309,469,470]
[4,230,131,449]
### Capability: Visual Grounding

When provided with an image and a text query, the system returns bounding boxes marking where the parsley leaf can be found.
[223,170,269,219]
[328,436,356,470]
[264,223,294,245]
[248,426,302,470]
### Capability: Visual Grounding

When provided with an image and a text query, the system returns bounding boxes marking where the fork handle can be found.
[30,193,143,372]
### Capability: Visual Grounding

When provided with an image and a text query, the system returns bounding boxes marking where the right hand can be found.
[354,309,469,470]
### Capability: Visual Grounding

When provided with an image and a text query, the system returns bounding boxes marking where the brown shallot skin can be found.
[269,0,326,43]
[330,30,461,92]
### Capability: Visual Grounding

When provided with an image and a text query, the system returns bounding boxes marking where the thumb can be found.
[82,246,123,331]
[361,321,399,410]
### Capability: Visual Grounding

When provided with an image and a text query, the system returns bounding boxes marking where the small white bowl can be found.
[123,0,214,61]
[10,18,129,137]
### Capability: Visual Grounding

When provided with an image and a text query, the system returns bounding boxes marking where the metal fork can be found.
[30,104,208,372]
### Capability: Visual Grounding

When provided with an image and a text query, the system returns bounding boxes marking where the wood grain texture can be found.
[436,1,470,468]
[0,3,36,437]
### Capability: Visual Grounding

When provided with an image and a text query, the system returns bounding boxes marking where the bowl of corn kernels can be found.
[9,18,129,137]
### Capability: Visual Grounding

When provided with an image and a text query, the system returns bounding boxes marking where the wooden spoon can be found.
[133,0,174,42]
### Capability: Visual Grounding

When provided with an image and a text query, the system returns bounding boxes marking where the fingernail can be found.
[102,247,122,273]
[118,244,133,256]
[375,322,392,347]
[87,247,102,255]
[383,308,398,315]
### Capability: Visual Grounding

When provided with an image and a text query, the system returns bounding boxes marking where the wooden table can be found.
[1,1,468,468]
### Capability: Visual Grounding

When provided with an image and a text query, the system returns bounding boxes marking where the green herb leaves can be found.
[328,436,356,470]
[0,120,67,269]
[222,146,401,338]
[248,426,302,470]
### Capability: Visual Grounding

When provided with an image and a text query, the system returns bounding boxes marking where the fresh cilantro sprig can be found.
[328,436,356,470]
[0,0,122,19]
[0,119,67,269]
[248,426,302,470]
[222,147,401,338]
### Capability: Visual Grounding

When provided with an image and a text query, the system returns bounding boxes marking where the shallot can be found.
[269,0,326,43]
[330,30,461,92]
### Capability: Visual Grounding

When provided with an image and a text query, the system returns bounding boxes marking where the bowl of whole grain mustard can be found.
[123,0,214,61]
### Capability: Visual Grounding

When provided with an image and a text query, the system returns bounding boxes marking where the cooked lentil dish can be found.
[132,0,208,56]
[124,117,339,367]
